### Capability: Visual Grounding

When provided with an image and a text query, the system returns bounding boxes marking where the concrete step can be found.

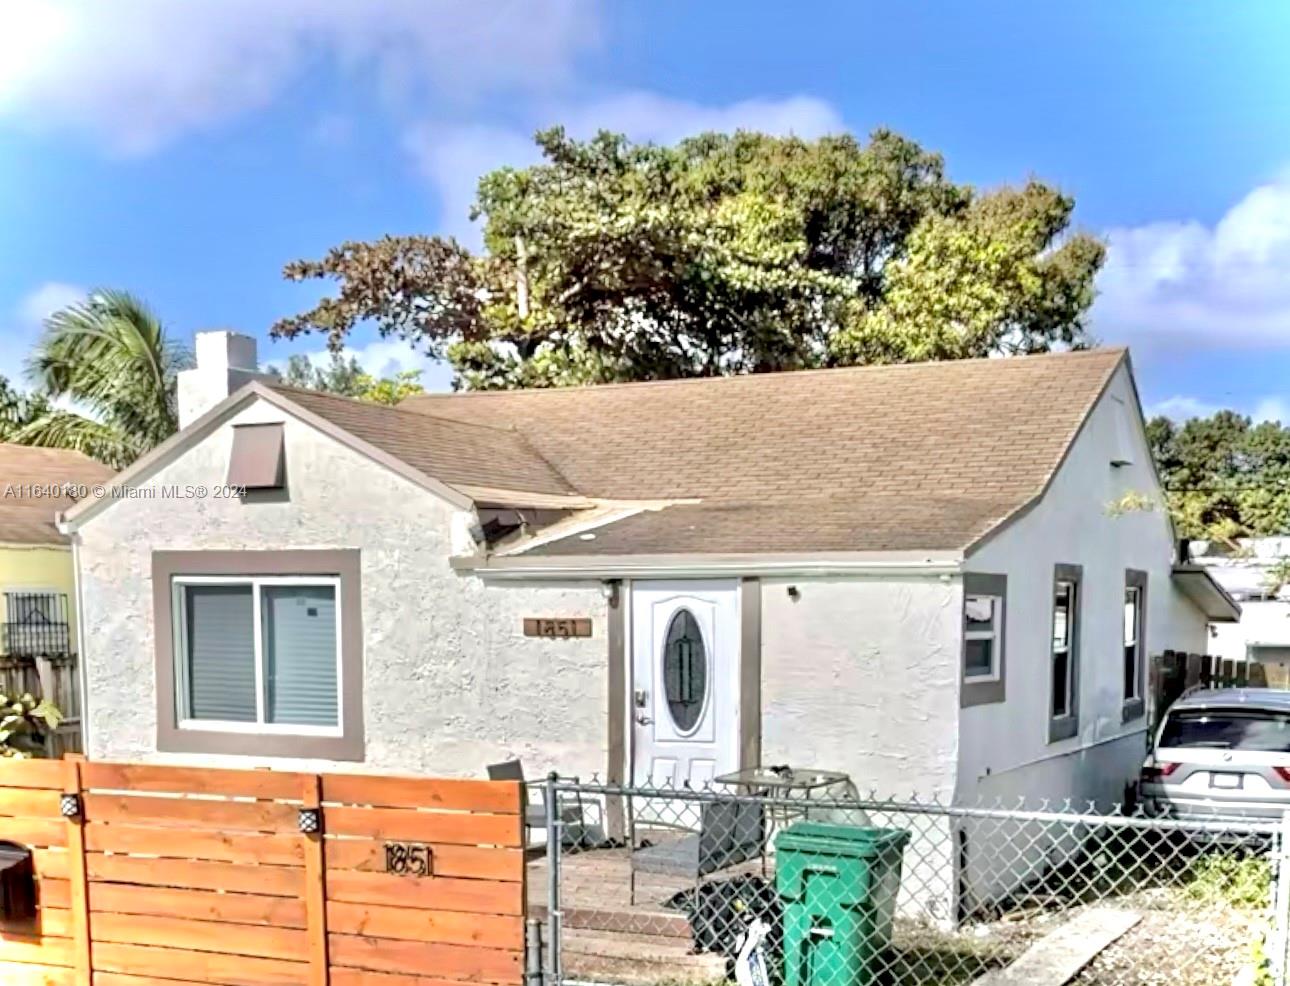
[561,928,727,985]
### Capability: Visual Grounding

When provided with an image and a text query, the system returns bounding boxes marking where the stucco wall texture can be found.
[962,363,1208,810]
[75,399,609,778]
[760,576,963,800]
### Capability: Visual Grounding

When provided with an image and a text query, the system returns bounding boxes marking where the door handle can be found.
[635,713,654,725]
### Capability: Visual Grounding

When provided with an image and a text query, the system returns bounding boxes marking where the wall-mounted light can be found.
[601,580,621,607]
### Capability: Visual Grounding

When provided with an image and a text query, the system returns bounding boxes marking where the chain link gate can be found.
[536,778,1290,986]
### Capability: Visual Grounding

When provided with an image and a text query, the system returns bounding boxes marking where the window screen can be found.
[184,584,256,722]
[263,585,338,727]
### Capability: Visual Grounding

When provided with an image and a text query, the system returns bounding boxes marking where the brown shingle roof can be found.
[267,384,577,498]
[0,444,115,545]
[400,348,1126,554]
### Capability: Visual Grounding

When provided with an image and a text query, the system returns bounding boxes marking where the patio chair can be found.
[486,760,587,849]
[628,798,765,905]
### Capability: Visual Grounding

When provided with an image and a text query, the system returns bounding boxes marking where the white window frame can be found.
[963,594,1003,682]
[1124,585,1143,702]
[172,575,343,738]
[1052,579,1077,719]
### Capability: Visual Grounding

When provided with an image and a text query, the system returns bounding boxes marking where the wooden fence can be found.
[0,758,525,985]
[0,656,82,757]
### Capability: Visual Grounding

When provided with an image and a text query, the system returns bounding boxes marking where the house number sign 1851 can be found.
[384,842,432,877]
[523,617,592,639]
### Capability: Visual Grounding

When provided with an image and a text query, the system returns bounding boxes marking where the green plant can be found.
[1182,852,1272,910]
[0,693,64,758]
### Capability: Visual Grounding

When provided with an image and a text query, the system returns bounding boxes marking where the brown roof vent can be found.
[227,422,285,490]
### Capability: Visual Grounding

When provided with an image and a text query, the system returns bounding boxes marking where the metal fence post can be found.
[1271,811,1290,986]
[545,773,562,986]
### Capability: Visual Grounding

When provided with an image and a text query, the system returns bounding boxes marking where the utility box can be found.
[0,842,35,921]
[776,822,910,986]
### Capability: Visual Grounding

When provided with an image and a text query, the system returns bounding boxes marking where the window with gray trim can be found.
[961,573,1007,707]
[153,549,364,761]
[175,577,340,732]
[1123,569,1148,721]
[964,595,1002,680]
[1049,563,1082,742]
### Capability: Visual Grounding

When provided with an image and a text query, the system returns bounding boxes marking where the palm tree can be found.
[16,290,192,468]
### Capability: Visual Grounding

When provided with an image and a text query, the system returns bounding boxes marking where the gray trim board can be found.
[961,573,1007,708]
[739,577,762,769]
[1122,569,1148,724]
[605,580,626,839]
[1048,563,1083,744]
[152,549,365,761]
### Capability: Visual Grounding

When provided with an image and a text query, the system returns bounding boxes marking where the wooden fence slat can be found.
[82,793,298,832]
[0,761,67,790]
[37,880,70,910]
[0,933,73,966]
[326,901,523,950]
[302,774,328,986]
[325,871,524,916]
[88,884,307,928]
[0,960,75,985]
[323,807,521,848]
[327,934,521,983]
[0,789,69,819]
[91,942,308,986]
[85,823,304,865]
[86,855,305,897]
[329,972,496,986]
[0,817,67,848]
[63,758,90,985]
[324,842,522,883]
[321,777,522,815]
[30,849,70,881]
[92,912,309,962]
[0,907,73,939]
[82,763,306,801]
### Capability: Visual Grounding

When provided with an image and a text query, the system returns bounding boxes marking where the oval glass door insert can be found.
[663,608,708,733]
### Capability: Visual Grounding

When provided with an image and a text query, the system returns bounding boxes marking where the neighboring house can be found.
[60,333,1237,825]
[0,443,113,662]
[1192,537,1290,684]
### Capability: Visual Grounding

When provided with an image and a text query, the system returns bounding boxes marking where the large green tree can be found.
[273,128,1105,389]
[1148,411,1290,541]
[0,376,51,442]
[277,352,425,405]
[15,290,192,468]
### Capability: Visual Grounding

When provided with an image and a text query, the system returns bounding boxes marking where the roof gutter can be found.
[452,550,964,581]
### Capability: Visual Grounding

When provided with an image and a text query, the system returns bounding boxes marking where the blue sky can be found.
[2,1,1289,419]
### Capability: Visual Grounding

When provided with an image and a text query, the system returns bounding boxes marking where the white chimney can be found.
[177,331,270,429]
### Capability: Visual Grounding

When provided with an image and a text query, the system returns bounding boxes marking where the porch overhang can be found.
[451,550,965,581]
[1172,564,1242,622]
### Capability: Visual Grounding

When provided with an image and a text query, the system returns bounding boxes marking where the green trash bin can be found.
[775,821,910,986]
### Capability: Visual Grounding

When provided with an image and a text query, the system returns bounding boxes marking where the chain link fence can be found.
[533,779,1290,986]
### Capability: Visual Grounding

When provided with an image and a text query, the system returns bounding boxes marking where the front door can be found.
[630,580,740,789]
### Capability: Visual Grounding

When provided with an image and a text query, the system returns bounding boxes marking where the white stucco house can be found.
[59,334,1237,826]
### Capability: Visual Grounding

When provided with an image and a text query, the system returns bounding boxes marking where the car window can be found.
[1159,709,1290,752]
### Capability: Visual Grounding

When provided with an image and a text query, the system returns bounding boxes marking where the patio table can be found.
[712,766,860,868]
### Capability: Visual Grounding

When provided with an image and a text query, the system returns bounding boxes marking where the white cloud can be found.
[0,1,600,154]
[1094,171,1290,351]
[0,280,86,385]
[1145,396,1224,421]
[406,92,846,242]
[1146,394,1290,424]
